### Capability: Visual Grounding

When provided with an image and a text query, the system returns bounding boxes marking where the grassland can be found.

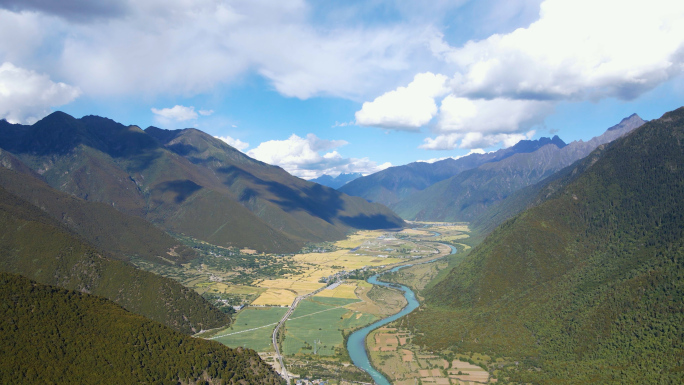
[204,306,289,352]
[282,297,376,357]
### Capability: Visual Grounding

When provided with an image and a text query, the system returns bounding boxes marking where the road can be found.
[271,282,335,384]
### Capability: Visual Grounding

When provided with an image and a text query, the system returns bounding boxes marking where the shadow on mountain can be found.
[339,214,402,230]
[157,180,202,203]
[217,165,345,222]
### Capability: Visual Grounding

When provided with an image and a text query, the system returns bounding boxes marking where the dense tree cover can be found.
[408,107,684,383]
[0,185,229,334]
[0,272,284,384]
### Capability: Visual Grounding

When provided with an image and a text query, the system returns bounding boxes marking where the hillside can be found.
[392,114,644,223]
[407,108,684,383]
[0,272,283,384]
[338,136,567,206]
[0,153,195,264]
[0,184,229,334]
[0,113,404,253]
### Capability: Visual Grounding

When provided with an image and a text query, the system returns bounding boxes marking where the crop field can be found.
[282,297,376,356]
[315,282,358,299]
[367,326,493,385]
[251,288,298,306]
[205,306,289,352]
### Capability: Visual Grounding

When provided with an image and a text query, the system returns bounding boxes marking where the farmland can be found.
[135,223,471,383]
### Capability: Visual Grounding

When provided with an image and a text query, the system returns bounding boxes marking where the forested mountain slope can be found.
[0,184,229,334]
[408,108,684,383]
[0,272,283,384]
[0,113,403,253]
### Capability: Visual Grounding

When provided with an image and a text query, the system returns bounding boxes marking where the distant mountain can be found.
[0,112,404,253]
[310,172,363,189]
[0,181,229,334]
[338,136,566,206]
[0,272,283,384]
[392,114,645,223]
[408,107,684,383]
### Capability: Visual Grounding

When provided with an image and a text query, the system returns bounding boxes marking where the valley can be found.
[135,223,471,384]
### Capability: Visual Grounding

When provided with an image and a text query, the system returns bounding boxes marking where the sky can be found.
[1,0,683,179]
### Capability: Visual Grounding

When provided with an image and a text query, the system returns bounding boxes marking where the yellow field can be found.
[315,282,358,299]
[251,288,297,306]
[398,228,431,236]
[335,230,385,248]
[256,279,325,295]
[211,283,266,295]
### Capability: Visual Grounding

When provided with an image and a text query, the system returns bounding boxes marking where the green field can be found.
[282,297,376,356]
[208,306,288,352]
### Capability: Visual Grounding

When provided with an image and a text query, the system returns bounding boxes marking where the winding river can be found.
[346,243,457,385]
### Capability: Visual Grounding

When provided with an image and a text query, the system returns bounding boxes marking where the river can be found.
[346,243,457,385]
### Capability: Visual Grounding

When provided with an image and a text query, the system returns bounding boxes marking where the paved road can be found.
[272,283,335,384]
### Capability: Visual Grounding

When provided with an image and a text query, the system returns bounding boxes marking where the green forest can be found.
[0,272,284,384]
[408,108,684,383]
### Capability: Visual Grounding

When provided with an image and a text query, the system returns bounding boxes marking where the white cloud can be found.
[151,105,198,122]
[199,109,214,116]
[356,0,684,151]
[445,0,684,101]
[437,96,552,134]
[355,72,449,130]
[418,148,486,163]
[246,133,389,179]
[0,62,80,124]
[215,135,249,151]
[421,130,536,150]
[0,0,440,99]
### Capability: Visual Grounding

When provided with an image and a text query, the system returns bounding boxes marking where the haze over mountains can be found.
[0,112,404,253]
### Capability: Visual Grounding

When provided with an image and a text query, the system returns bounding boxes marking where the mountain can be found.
[310,172,363,189]
[338,136,566,206]
[0,113,404,253]
[407,107,684,383]
[0,183,229,334]
[392,114,645,223]
[0,151,195,264]
[0,272,283,384]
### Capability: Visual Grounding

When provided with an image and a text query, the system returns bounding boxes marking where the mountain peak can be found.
[608,113,645,131]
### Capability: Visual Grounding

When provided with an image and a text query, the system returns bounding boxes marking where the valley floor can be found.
[134,223,471,383]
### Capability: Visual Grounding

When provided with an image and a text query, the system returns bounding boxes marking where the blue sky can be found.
[1,0,683,179]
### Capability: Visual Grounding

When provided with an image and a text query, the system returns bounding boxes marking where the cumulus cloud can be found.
[0,62,80,124]
[0,0,441,99]
[199,109,214,116]
[445,0,684,101]
[421,131,535,150]
[151,105,198,122]
[418,148,486,163]
[246,133,390,179]
[215,135,249,151]
[355,72,449,130]
[357,0,684,151]
[436,96,552,134]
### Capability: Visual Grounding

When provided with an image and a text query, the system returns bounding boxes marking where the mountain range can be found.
[338,135,567,207]
[310,172,363,189]
[0,112,404,253]
[392,114,645,224]
[408,107,684,383]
